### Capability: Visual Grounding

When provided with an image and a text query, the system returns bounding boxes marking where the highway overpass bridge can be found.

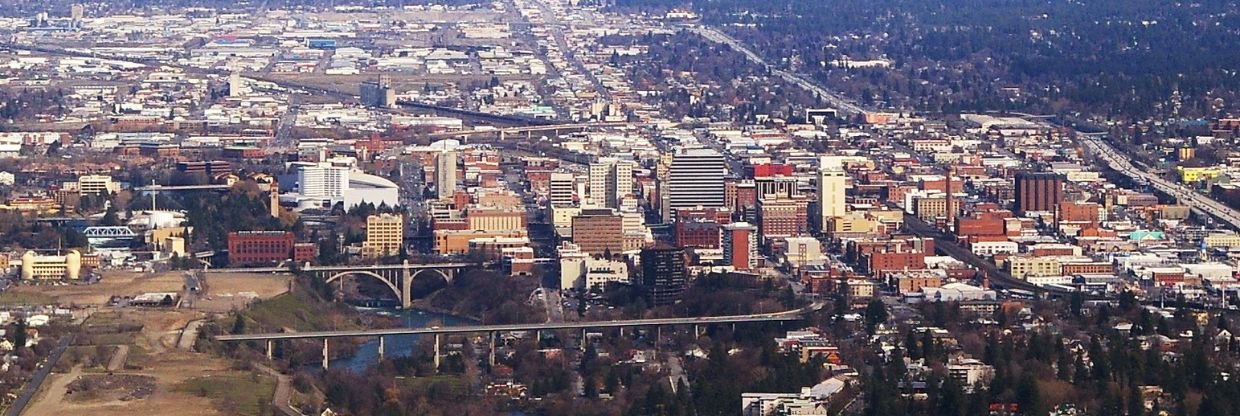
[423,121,630,141]
[216,301,824,370]
[206,262,471,309]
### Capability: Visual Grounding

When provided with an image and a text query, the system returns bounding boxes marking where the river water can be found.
[328,307,473,372]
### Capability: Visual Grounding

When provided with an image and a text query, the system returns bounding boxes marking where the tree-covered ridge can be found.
[623,0,1240,120]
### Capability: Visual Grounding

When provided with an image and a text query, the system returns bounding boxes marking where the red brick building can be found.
[227,231,316,265]
[757,196,809,241]
[676,220,721,249]
[867,250,927,275]
[1059,201,1103,224]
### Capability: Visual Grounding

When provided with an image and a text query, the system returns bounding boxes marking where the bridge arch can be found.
[402,269,454,304]
[325,271,402,303]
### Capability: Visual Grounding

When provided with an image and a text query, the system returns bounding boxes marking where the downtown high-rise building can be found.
[435,150,457,200]
[640,244,687,306]
[587,158,633,209]
[549,172,576,207]
[818,156,847,227]
[722,222,758,271]
[664,148,726,221]
[1014,171,1064,215]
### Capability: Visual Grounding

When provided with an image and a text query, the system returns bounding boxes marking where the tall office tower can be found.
[435,150,458,200]
[70,4,84,22]
[666,148,726,221]
[549,172,576,207]
[640,244,687,306]
[818,156,847,227]
[722,222,759,271]
[611,160,633,208]
[228,71,243,97]
[587,158,633,209]
[588,160,609,207]
[1014,171,1064,215]
[297,165,349,199]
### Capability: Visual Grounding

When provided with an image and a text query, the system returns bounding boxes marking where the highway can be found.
[687,25,868,118]
[215,301,823,342]
[901,214,1068,297]
[133,184,233,192]
[1081,134,1240,230]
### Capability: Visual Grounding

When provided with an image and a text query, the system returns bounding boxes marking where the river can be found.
[327,307,474,372]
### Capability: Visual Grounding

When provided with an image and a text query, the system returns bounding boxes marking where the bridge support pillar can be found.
[489,331,497,368]
[580,328,587,351]
[433,333,441,373]
[378,336,385,361]
[266,340,273,360]
[400,260,413,309]
[500,130,506,141]
[322,339,329,370]
[655,326,661,351]
[694,324,700,339]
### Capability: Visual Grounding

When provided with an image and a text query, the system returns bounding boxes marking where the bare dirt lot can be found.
[20,272,294,416]
[195,273,292,313]
[65,374,156,403]
[10,271,185,307]
[25,351,245,416]
[6,271,291,311]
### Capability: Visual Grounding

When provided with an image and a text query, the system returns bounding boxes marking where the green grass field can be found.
[177,373,276,416]
[234,287,363,333]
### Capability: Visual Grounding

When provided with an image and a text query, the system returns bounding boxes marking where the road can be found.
[901,214,1067,297]
[529,0,611,101]
[687,25,868,118]
[204,262,473,274]
[106,345,129,372]
[216,301,824,342]
[177,319,206,350]
[255,364,299,416]
[6,335,74,416]
[1081,134,1240,230]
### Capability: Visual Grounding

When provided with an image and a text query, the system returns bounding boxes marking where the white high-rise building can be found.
[818,156,847,227]
[436,150,457,199]
[587,158,634,209]
[666,148,726,220]
[549,172,576,207]
[297,165,349,199]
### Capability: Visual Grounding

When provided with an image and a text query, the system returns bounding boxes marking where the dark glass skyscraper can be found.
[640,245,687,306]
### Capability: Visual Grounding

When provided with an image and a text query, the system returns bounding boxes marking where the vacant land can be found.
[65,374,156,403]
[177,373,276,416]
[0,291,56,306]
[8,271,184,306]
[195,272,292,313]
[5,271,290,310]
[24,352,237,416]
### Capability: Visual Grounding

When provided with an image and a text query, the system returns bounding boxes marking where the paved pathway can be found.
[7,335,74,416]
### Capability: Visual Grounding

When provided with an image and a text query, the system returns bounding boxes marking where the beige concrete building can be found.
[21,250,82,280]
[1006,256,1062,279]
[362,213,404,258]
[467,207,526,232]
